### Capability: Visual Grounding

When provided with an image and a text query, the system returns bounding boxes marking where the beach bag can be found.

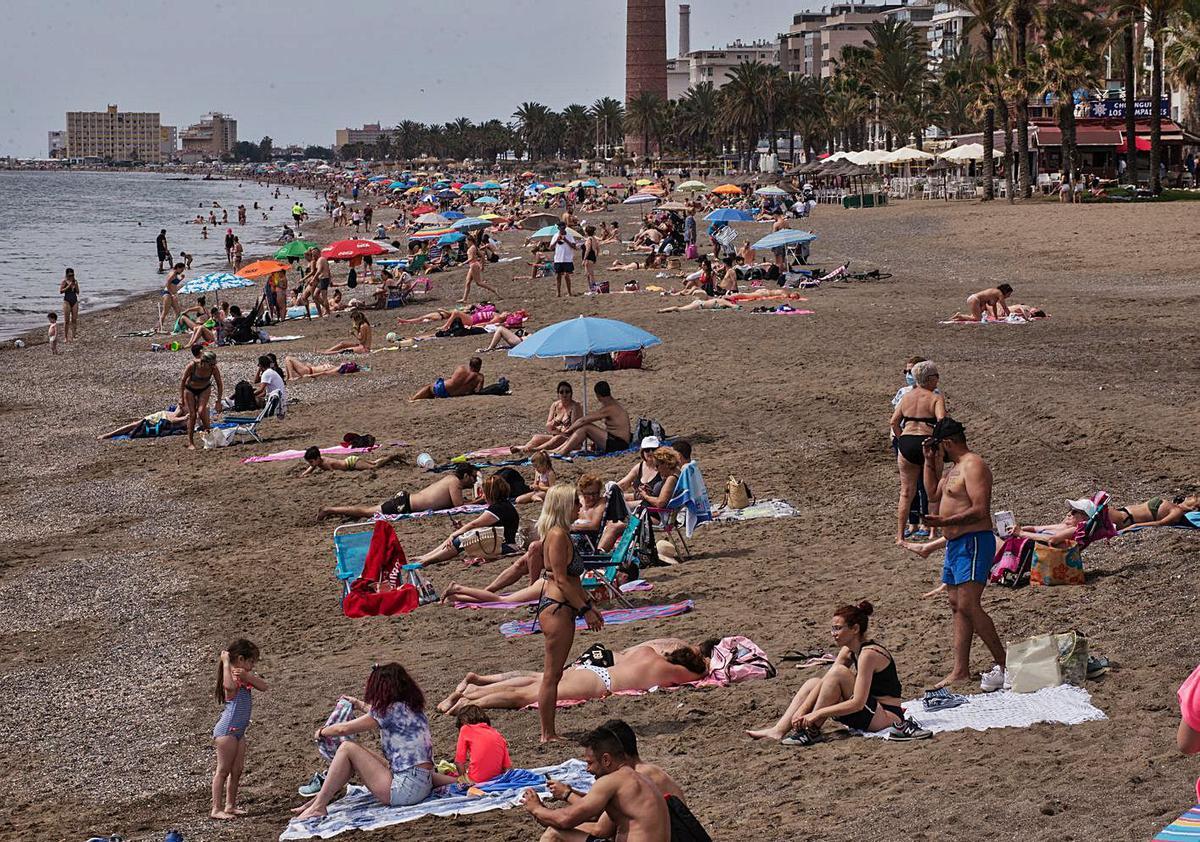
[478,377,510,396]
[634,418,668,444]
[201,426,236,449]
[1055,630,1089,686]
[342,433,375,448]
[612,349,643,370]
[723,476,752,510]
[706,636,776,685]
[458,526,505,558]
[1030,542,1085,586]
[684,243,699,260]
[1006,634,1061,693]
[989,536,1033,588]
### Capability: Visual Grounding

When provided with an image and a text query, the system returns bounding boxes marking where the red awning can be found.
[1116,135,1152,153]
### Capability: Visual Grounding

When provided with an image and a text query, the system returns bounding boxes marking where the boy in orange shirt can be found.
[454,705,512,784]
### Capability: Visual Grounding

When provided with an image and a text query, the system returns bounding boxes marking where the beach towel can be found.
[671,461,712,537]
[862,685,1106,739]
[279,758,594,840]
[464,446,521,458]
[750,308,815,316]
[939,314,1045,326]
[1125,511,1200,533]
[1154,805,1200,841]
[708,499,798,523]
[265,334,305,342]
[454,580,652,610]
[372,504,487,522]
[499,599,694,638]
[242,445,380,464]
[109,420,236,442]
[341,521,419,618]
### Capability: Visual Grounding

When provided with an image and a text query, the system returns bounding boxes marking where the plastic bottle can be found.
[151,343,164,352]
[416,452,434,470]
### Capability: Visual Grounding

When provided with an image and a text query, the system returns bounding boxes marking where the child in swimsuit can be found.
[515,451,556,504]
[212,639,268,820]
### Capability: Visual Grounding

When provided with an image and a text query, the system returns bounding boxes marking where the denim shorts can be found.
[389,766,433,806]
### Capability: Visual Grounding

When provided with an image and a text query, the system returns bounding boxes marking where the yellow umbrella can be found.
[543,186,567,195]
[404,186,422,195]
[566,179,584,187]
[635,178,653,186]
[712,184,743,195]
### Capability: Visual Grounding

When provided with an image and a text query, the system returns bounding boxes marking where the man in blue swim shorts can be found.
[921,417,1008,692]
[410,356,485,401]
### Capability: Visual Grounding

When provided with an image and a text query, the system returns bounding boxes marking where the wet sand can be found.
[2,197,1199,841]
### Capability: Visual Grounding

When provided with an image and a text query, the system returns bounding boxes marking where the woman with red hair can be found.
[293,664,456,820]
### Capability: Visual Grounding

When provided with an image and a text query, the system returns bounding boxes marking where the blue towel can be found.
[1187,511,1200,528]
[670,460,712,537]
[450,767,546,795]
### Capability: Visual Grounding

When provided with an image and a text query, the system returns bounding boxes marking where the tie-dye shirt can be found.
[371,702,432,774]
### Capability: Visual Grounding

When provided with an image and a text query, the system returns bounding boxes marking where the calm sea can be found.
[0,171,318,340]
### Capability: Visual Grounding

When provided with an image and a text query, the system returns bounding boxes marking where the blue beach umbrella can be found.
[751,230,818,250]
[528,224,583,240]
[479,180,502,190]
[704,208,755,222]
[438,232,466,245]
[442,210,466,219]
[474,195,499,204]
[451,217,492,231]
[369,175,389,182]
[178,272,255,295]
[460,183,483,192]
[509,316,661,412]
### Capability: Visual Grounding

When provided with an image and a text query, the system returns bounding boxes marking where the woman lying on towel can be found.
[658,297,739,313]
[284,356,366,380]
[944,303,1047,322]
[746,601,929,745]
[436,638,716,715]
[1110,493,1199,530]
[98,406,188,440]
[292,663,457,821]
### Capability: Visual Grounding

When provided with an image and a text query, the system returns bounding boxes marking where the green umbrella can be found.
[274,239,319,259]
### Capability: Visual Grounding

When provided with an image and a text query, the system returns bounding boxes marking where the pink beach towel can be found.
[242,444,378,464]
[454,580,652,610]
[499,599,694,638]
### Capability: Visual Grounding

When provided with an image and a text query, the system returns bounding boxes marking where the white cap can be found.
[1066,498,1097,519]
[640,436,661,450]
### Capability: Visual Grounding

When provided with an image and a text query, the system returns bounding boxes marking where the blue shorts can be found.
[432,377,448,398]
[942,530,995,585]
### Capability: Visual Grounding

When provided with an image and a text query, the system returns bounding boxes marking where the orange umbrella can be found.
[237,260,292,279]
[712,184,743,195]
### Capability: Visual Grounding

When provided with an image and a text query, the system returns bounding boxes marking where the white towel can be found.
[864,685,1107,738]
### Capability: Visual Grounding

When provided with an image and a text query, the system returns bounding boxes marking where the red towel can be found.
[343,520,419,618]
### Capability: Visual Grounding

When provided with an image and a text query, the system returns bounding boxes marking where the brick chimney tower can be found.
[625,0,668,159]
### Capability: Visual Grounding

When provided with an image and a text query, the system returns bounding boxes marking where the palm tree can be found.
[1123,5,1139,184]
[932,47,984,136]
[676,83,719,158]
[589,97,625,159]
[718,60,770,168]
[1146,0,1186,192]
[1003,0,1040,197]
[865,19,929,149]
[792,75,830,160]
[958,0,1003,199]
[1034,33,1103,190]
[513,102,551,160]
[625,91,664,161]
[1166,6,1200,130]
[759,65,790,154]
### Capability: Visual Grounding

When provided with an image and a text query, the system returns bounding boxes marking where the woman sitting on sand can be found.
[511,381,583,453]
[436,639,714,715]
[746,601,928,745]
[292,663,457,821]
[1111,493,1200,531]
[284,356,366,380]
[321,311,372,354]
[414,475,520,565]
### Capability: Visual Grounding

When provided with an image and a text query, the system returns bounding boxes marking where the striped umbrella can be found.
[178,272,255,295]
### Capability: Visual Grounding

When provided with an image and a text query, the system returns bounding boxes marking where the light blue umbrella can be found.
[460,183,482,192]
[705,208,755,222]
[452,217,492,230]
[509,316,661,412]
[581,179,601,188]
[442,210,466,219]
[479,180,502,189]
[368,175,389,182]
[528,224,582,240]
[751,229,818,250]
[474,195,500,204]
[178,272,255,295]
[438,232,466,245]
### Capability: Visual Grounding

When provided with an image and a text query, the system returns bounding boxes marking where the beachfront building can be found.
[335,123,390,153]
[65,105,163,162]
[677,39,781,89]
[160,126,177,161]
[47,130,67,159]
[181,113,237,158]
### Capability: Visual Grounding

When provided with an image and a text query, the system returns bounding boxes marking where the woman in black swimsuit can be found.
[534,483,603,743]
[59,268,80,341]
[888,360,945,543]
[179,349,223,450]
[582,225,599,291]
[617,436,664,504]
[747,601,926,744]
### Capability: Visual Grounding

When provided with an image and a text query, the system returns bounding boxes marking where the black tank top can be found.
[848,642,902,699]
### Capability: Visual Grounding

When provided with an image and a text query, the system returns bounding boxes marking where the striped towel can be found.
[242,445,379,464]
[1155,805,1200,841]
[373,504,486,522]
[499,600,694,638]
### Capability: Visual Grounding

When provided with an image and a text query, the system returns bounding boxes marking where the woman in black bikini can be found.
[888,360,945,543]
[747,601,928,744]
[1110,494,1200,530]
[534,483,603,743]
[617,436,665,504]
[179,349,223,450]
[59,268,80,341]
[582,225,599,291]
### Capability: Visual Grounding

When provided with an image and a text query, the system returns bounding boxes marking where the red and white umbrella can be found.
[321,239,391,260]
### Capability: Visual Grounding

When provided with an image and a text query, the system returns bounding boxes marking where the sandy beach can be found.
[3,195,1199,842]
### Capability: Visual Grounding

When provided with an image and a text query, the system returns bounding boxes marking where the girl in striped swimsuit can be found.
[212,639,268,820]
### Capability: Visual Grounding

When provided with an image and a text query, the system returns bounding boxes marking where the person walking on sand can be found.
[158,263,186,332]
[921,417,1007,690]
[459,232,500,304]
[211,639,267,820]
[59,268,80,341]
[156,229,172,273]
[549,222,578,297]
[224,228,236,264]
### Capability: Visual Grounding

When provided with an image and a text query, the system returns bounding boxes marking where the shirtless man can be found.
[523,727,669,842]
[549,381,631,456]
[311,247,333,316]
[963,283,1013,321]
[438,639,711,714]
[316,463,478,520]
[921,417,1007,690]
[409,356,485,400]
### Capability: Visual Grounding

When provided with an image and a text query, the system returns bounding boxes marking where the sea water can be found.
[0,170,318,339]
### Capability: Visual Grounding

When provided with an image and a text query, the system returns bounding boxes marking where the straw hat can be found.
[656,539,680,564]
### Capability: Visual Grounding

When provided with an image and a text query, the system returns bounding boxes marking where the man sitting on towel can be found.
[317,463,479,520]
[410,356,485,401]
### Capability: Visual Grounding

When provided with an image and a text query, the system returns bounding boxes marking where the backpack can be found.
[231,380,258,411]
[612,349,643,370]
[633,418,668,444]
[989,536,1032,588]
[667,795,712,842]
[706,636,776,684]
[478,377,510,396]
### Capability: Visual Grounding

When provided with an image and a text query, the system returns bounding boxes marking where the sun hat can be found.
[1066,497,1098,519]
[640,436,661,450]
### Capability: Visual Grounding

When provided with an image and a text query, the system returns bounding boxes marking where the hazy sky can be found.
[1,0,804,157]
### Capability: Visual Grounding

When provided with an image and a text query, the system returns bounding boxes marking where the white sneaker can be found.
[980,664,1009,692]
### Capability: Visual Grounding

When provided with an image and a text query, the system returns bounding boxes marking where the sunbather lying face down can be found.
[1111,494,1199,530]
[436,639,714,714]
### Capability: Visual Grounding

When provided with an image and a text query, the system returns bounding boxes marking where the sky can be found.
[0,0,806,158]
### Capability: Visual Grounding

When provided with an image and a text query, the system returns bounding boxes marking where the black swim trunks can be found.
[379,491,411,516]
[574,643,615,668]
[604,435,630,454]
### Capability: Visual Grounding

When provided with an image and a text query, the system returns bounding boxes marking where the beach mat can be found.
[1154,805,1200,841]
[454,580,652,610]
[708,499,798,523]
[1125,512,1200,533]
[109,420,236,443]
[242,445,379,464]
[863,685,1106,738]
[750,309,815,316]
[266,334,305,342]
[279,759,593,840]
[372,504,487,522]
[499,599,694,638]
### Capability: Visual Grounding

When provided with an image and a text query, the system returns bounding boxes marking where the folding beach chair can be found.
[576,510,653,608]
[225,391,281,444]
[1028,491,1117,586]
[333,521,438,604]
